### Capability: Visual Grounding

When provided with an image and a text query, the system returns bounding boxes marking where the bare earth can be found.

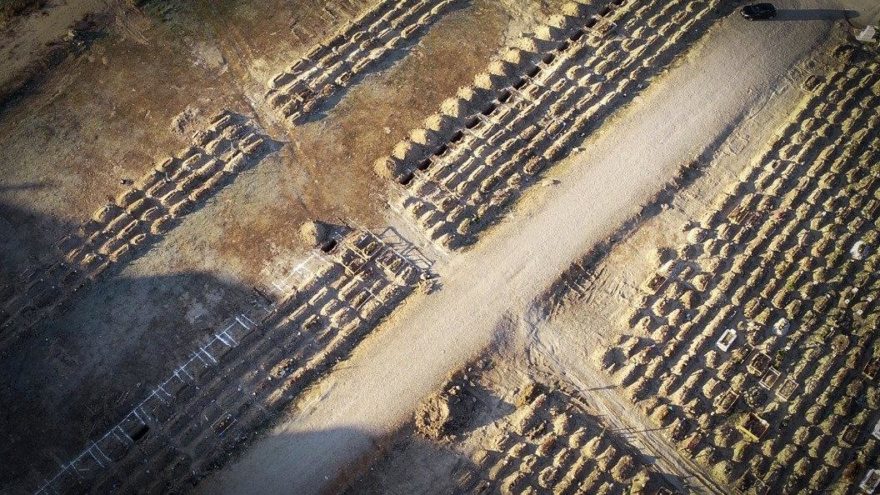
[201,1,853,493]
[2,0,879,493]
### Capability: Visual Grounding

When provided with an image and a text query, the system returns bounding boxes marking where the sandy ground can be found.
[0,1,538,491]
[2,0,878,492]
[0,0,509,287]
[834,0,880,25]
[199,1,854,493]
[0,0,107,93]
[345,348,679,494]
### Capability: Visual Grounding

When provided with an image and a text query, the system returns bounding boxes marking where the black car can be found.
[741,3,777,20]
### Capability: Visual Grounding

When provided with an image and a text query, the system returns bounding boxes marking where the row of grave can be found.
[0,112,272,349]
[21,1,475,488]
[346,360,676,494]
[1,0,462,351]
[286,0,374,44]
[458,387,673,494]
[266,0,459,126]
[32,228,427,494]
[600,50,880,495]
[374,0,723,248]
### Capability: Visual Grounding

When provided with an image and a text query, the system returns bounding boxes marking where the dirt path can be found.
[526,313,728,494]
[200,2,846,493]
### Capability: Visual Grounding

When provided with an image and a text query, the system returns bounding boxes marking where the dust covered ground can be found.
[0,0,554,492]
[1,0,879,494]
[343,344,680,494]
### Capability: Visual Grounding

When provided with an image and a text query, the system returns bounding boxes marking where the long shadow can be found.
[0,182,55,193]
[296,0,471,125]
[0,266,255,493]
[10,218,425,494]
[0,200,75,290]
[773,9,859,21]
[338,424,480,495]
[446,0,743,250]
[192,424,481,495]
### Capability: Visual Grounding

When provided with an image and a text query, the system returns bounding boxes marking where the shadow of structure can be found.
[0,198,75,290]
[338,424,481,495]
[774,8,860,21]
[3,205,429,495]
[0,265,255,494]
[188,425,481,495]
[0,114,282,350]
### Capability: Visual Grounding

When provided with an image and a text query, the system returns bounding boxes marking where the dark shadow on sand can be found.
[772,9,859,21]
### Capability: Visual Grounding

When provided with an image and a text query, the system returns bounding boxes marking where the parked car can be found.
[741,3,777,20]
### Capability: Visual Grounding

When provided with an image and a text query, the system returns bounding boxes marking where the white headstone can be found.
[773,317,790,336]
[856,25,876,42]
[716,328,737,352]
[850,240,867,260]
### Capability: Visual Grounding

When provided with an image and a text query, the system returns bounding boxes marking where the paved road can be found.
[200,2,850,493]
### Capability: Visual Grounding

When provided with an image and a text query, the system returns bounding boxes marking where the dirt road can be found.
[200,2,852,493]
